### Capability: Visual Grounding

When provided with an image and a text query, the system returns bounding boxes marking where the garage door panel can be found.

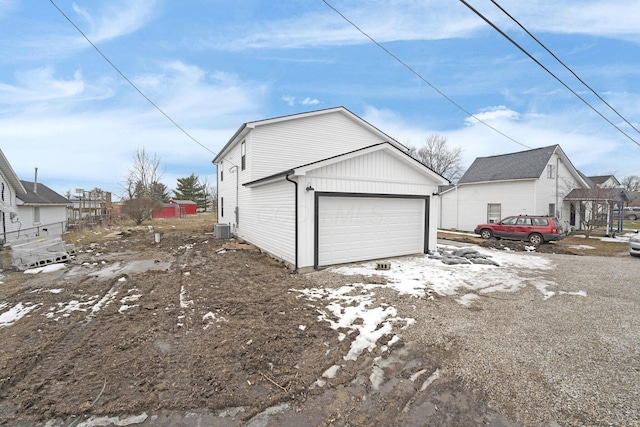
[318,196,426,266]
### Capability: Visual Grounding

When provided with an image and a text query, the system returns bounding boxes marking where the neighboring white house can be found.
[0,149,69,243]
[438,145,591,232]
[16,179,69,235]
[0,149,24,243]
[213,107,449,270]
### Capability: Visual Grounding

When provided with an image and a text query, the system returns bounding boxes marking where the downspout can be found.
[285,171,298,272]
[554,156,562,219]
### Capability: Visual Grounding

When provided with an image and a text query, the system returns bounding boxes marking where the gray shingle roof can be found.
[18,180,69,205]
[458,145,558,184]
[564,187,630,202]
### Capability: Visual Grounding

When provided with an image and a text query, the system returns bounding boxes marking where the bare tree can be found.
[199,176,216,212]
[408,134,463,182]
[122,148,164,200]
[621,175,640,192]
[122,197,163,225]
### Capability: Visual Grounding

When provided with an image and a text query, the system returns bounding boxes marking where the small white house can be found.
[213,107,448,270]
[17,179,69,235]
[0,149,69,243]
[438,145,590,232]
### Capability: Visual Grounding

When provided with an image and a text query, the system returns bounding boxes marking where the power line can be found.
[459,0,640,148]
[320,0,532,149]
[48,0,216,155]
[490,0,640,137]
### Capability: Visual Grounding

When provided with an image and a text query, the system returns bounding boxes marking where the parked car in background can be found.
[630,233,640,257]
[613,207,640,221]
[474,215,566,245]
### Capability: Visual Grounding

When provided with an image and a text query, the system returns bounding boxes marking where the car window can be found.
[533,218,549,226]
[501,217,518,225]
[516,217,532,225]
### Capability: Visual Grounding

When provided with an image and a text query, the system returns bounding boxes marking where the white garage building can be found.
[213,107,448,270]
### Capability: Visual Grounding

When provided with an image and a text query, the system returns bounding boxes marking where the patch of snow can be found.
[559,290,587,297]
[410,369,428,382]
[119,305,136,313]
[419,368,441,391]
[331,248,579,303]
[24,264,66,275]
[456,293,480,306]
[202,311,228,329]
[565,244,595,250]
[90,286,119,316]
[296,284,414,361]
[0,302,42,327]
[179,286,193,308]
[118,289,142,313]
[76,412,148,426]
[370,365,385,390]
[322,365,341,378]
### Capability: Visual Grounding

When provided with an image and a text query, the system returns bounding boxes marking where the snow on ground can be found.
[296,244,586,364]
[332,245,555,299]
[0,302,43,328]
[295,283,414,362]
[24,264,66,275]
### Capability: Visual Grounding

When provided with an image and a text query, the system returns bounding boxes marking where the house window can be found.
[241,141,246,170]
[221,197,224,217]
[549,203,556,217]
[34,206,40,223]
[220,162,223,182]
[487,203,501,223]
[547,164,555,179]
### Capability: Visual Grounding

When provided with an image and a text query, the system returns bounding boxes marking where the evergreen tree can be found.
[174,174,206,210]
[149,181,170,202]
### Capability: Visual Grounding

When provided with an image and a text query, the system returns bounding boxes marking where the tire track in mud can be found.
[4,275,128,412]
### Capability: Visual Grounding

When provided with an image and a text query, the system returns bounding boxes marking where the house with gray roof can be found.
[438,145,593,232]
[16,179,70,236]
[1,148,69,243]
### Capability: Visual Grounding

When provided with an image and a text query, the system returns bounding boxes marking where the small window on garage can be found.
[221,197,224,217]
[220,161,223,181]
[34,206,40,223]
[487,203,501,223]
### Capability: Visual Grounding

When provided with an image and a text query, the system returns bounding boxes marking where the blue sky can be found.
[1,1,639,198]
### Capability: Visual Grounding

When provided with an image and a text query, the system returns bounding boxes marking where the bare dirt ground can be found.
[1,217,514,427]
[3,217,638,427]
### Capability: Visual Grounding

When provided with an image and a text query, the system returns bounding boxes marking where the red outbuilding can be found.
[168,199,198,215]
[153,203,180,219]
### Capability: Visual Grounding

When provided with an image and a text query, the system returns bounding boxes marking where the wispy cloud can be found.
[209,0,640,50]
[13,1,160,60]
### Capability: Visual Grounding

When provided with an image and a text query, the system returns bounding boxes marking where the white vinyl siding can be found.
[439,180,537,232]
[317,196,424,266]
[250,112,388,180]
[235,179,296,265]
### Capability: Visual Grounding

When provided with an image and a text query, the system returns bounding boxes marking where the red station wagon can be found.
[474,215,566,245]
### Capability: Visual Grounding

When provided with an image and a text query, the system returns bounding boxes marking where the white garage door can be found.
[317,196,426,267]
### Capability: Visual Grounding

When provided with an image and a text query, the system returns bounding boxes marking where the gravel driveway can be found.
[392,252,640,426]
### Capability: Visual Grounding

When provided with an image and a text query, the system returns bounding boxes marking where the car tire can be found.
[480,229,493,239]
[629,215,637,221]
[528,233,543,245]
